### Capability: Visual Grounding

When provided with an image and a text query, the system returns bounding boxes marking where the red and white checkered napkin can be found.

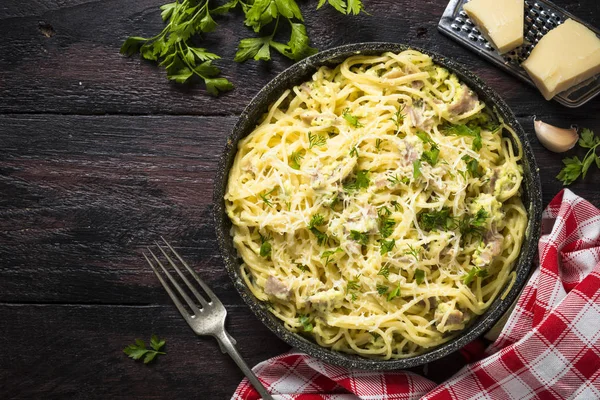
[233,189,600,400]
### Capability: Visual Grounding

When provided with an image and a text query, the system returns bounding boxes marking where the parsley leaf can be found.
[349,146,359,158]
[376,284,389,295]
[344,170,370,191]
[296,263,309,272]
[380,239,395,255]
[557,156,583,186]
[308,131,327,149]
[317,0,367,15]
[309,214,328,245]
[346,275,361,300]
[418,208,454,231]
[321,248,343,265]
[444,124,482,151]
[378,207,395,238]
[388,174,410,185]
[558,128,599,185]
[375,138,382,151]
[259,234,272,258]
[422,146,440,166]
[387,281,401,301]
[462,155,481,177]
[309,214,326,228]
[310,227,328,245]
[414,269,425,284]
[350,230,369,245]
[343,108,363,128]
[123,335,166,364]
[413,159,422,179]
[298,314,313,332]
[463,266,488,285]
[260,188,276,207]
[378,264,390,279]
[392,106,405,134]
[404,244,420,261]
[234,37,272,62]
[290,150,304,170]
[579,128,600,149]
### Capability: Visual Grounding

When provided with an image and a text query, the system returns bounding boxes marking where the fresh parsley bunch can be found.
[557,128,600,186]
[121,0,366,95]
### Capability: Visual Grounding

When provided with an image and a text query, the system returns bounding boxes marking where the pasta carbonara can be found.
[225,50,527,359]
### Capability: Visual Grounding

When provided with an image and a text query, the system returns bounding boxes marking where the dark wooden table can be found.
[1,1,599,398]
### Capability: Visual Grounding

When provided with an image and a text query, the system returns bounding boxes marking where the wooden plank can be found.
[0,0,597,116]
[0,114,599,305]
[0,303,474,398]
[0,303,290,399]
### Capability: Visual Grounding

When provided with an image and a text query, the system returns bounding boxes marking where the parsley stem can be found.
[178,42,208,80]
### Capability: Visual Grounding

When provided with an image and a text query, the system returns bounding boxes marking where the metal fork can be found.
[144,238,274,400]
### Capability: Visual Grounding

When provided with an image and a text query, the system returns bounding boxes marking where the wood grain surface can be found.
[1,0,599,399]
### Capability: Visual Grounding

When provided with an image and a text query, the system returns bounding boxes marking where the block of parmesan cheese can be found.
[522,19,600,100]
[463,0,524,54]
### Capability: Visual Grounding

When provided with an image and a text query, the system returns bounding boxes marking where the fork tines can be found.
[143,237,218,318]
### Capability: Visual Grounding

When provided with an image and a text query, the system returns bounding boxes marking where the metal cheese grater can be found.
[438,0,600,108]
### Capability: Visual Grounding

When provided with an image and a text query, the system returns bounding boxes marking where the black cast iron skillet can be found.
[213,42,542,370]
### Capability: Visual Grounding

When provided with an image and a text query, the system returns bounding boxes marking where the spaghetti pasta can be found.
[225,50,527,359]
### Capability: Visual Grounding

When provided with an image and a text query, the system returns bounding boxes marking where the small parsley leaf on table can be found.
[124,335,166,364]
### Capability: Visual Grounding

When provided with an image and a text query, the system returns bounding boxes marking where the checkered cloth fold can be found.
[233,189,600,400]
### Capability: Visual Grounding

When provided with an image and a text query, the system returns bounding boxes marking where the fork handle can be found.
[215,331,275,400]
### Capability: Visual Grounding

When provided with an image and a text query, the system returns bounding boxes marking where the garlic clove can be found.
[533,119,579,153]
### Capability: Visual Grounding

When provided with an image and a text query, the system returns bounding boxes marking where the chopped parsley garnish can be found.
[260,188,275,207]
[296,263,309,272]
[309,214,326,228]
[350,230,369,246]
[308,131,327,149]
[309,214,328,245]
[376,284,389,295]
[462,155,481,177]
[459,208,489,237]
[298,314,313,332]
[418,208,454,231]
[375,138,382,151]
[321,248,343,266]
[444,124,482,152]
[388,173,410,185]
[259,234,272,258]
[378,207,396,238]
[414,269,425,284]
[378,264,390,279]
[413,159,422,179]
[404,244,420,261]
[310,228,328,245]
[380,239,395,255]
[463,266,488,285]
[290,151,304,170]
[349,146,359,158]
[391,200,402,212]
[346,275,361,300]
[387,281,401,301]
[392,106,405,134]
[344,169,370,191]
[416,131,440,166]
[416,130,434,144]
[342,108,363,128]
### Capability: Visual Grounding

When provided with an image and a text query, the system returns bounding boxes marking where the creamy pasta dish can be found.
[225,50,527,359]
